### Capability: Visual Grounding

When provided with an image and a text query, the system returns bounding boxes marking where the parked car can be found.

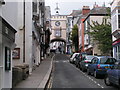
[104,61,120,88]
[74,54,83,68]
[69,53,79,64]
[80,55,95,72]
[87,56,117,78]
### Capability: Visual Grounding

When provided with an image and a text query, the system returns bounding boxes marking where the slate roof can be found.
[83,7,110,22]
[69,10,82,16]
[90,7,109,15]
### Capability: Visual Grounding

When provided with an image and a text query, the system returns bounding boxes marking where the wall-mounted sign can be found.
[5,47,11,70]
[12,48,20,59]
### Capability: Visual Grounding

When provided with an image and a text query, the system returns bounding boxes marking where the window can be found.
[118,10,120,13]
[118,15,120,28]
[100,58,117,64]
[33,2,37,13]
[118,45,120,59]
[54,30,61,37]
[115,45,120,60]
[112,15,117,31]
[91,58,98,64]
[5,47,11,70]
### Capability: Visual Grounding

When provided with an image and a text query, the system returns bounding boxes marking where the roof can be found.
[90,7,109,15]
[83,7,110,22]
[69,10,82,16]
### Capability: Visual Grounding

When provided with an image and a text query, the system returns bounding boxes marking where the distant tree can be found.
[87,18,112,55]
[71,24,79,52]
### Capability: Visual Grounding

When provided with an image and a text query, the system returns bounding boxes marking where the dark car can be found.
[104,61,120,88]
[80,55,95,72]
[74,54,83,68]
[87,56,117,78]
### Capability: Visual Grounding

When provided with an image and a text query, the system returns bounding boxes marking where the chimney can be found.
[93,2,99,8]
[82,6,90,15]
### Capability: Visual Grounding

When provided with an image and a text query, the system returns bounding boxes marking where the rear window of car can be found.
[85,56,94,60]
[100,58,117,64]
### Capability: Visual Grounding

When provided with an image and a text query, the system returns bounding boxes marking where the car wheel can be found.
[82,67,85,72]
[79,65,82,70]
[87,69,90,75]
[104,75,112,86]
[118,79,120,89]
[94,71,98,78]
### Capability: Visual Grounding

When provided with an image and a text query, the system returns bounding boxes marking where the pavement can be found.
[14,54,54,89]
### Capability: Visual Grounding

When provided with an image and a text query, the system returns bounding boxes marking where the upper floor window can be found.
[54,30,61,37]
[33,2,37,13]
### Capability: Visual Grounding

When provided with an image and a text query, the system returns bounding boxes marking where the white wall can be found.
[25,1,33,73]
[0,0,18,89]
[13,1,24,66]
[2,1,18,30]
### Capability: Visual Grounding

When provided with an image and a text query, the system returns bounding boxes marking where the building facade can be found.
[66,15,73,54]
[83,6,109,55]
[66,10,81,53]
[45,6,51,55]
[9,0,46,74]
[0,0,17,89]
[78,6,90,53]
[111,0,120,60]
[50,15,67,53]
[50,3,67,53]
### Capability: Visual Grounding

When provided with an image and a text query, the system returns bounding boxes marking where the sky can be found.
[45,0,112,15]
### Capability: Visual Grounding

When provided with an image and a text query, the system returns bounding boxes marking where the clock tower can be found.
[55,3,60,15]
[50,3,67,53]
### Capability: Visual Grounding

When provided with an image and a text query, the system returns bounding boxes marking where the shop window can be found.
[5,47,11,70]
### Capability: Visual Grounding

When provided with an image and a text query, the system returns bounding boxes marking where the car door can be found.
[91,57,98,73]
[89,58,97,73]
[109,62,120,85]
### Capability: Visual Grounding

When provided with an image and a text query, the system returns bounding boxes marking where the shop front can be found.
[113,39,120,61]
[0,17,16,89]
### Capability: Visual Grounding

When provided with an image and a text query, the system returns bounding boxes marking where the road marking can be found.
[69,63,104,88]
[53,60,69,63]
[94,81,97,83]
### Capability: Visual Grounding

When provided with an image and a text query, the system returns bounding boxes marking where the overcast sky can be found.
[45,0,112,15]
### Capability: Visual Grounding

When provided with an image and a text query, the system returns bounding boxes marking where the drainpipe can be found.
[23,0,25,63]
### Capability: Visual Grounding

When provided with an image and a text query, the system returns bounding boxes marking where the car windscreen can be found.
[100,58,117,64]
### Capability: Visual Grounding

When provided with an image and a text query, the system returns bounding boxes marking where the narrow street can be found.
[47,54,119,89]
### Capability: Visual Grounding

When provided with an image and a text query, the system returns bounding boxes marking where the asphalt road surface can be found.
[48,54,119,89]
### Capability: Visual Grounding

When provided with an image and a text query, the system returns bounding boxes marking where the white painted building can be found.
[111,0,120,60]
[9,0,45,74]
[66,15,73,54]
[0,0,17,89]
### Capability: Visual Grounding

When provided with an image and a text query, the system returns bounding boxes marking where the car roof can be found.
[93,56,112,59]
[73,53,79,55]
